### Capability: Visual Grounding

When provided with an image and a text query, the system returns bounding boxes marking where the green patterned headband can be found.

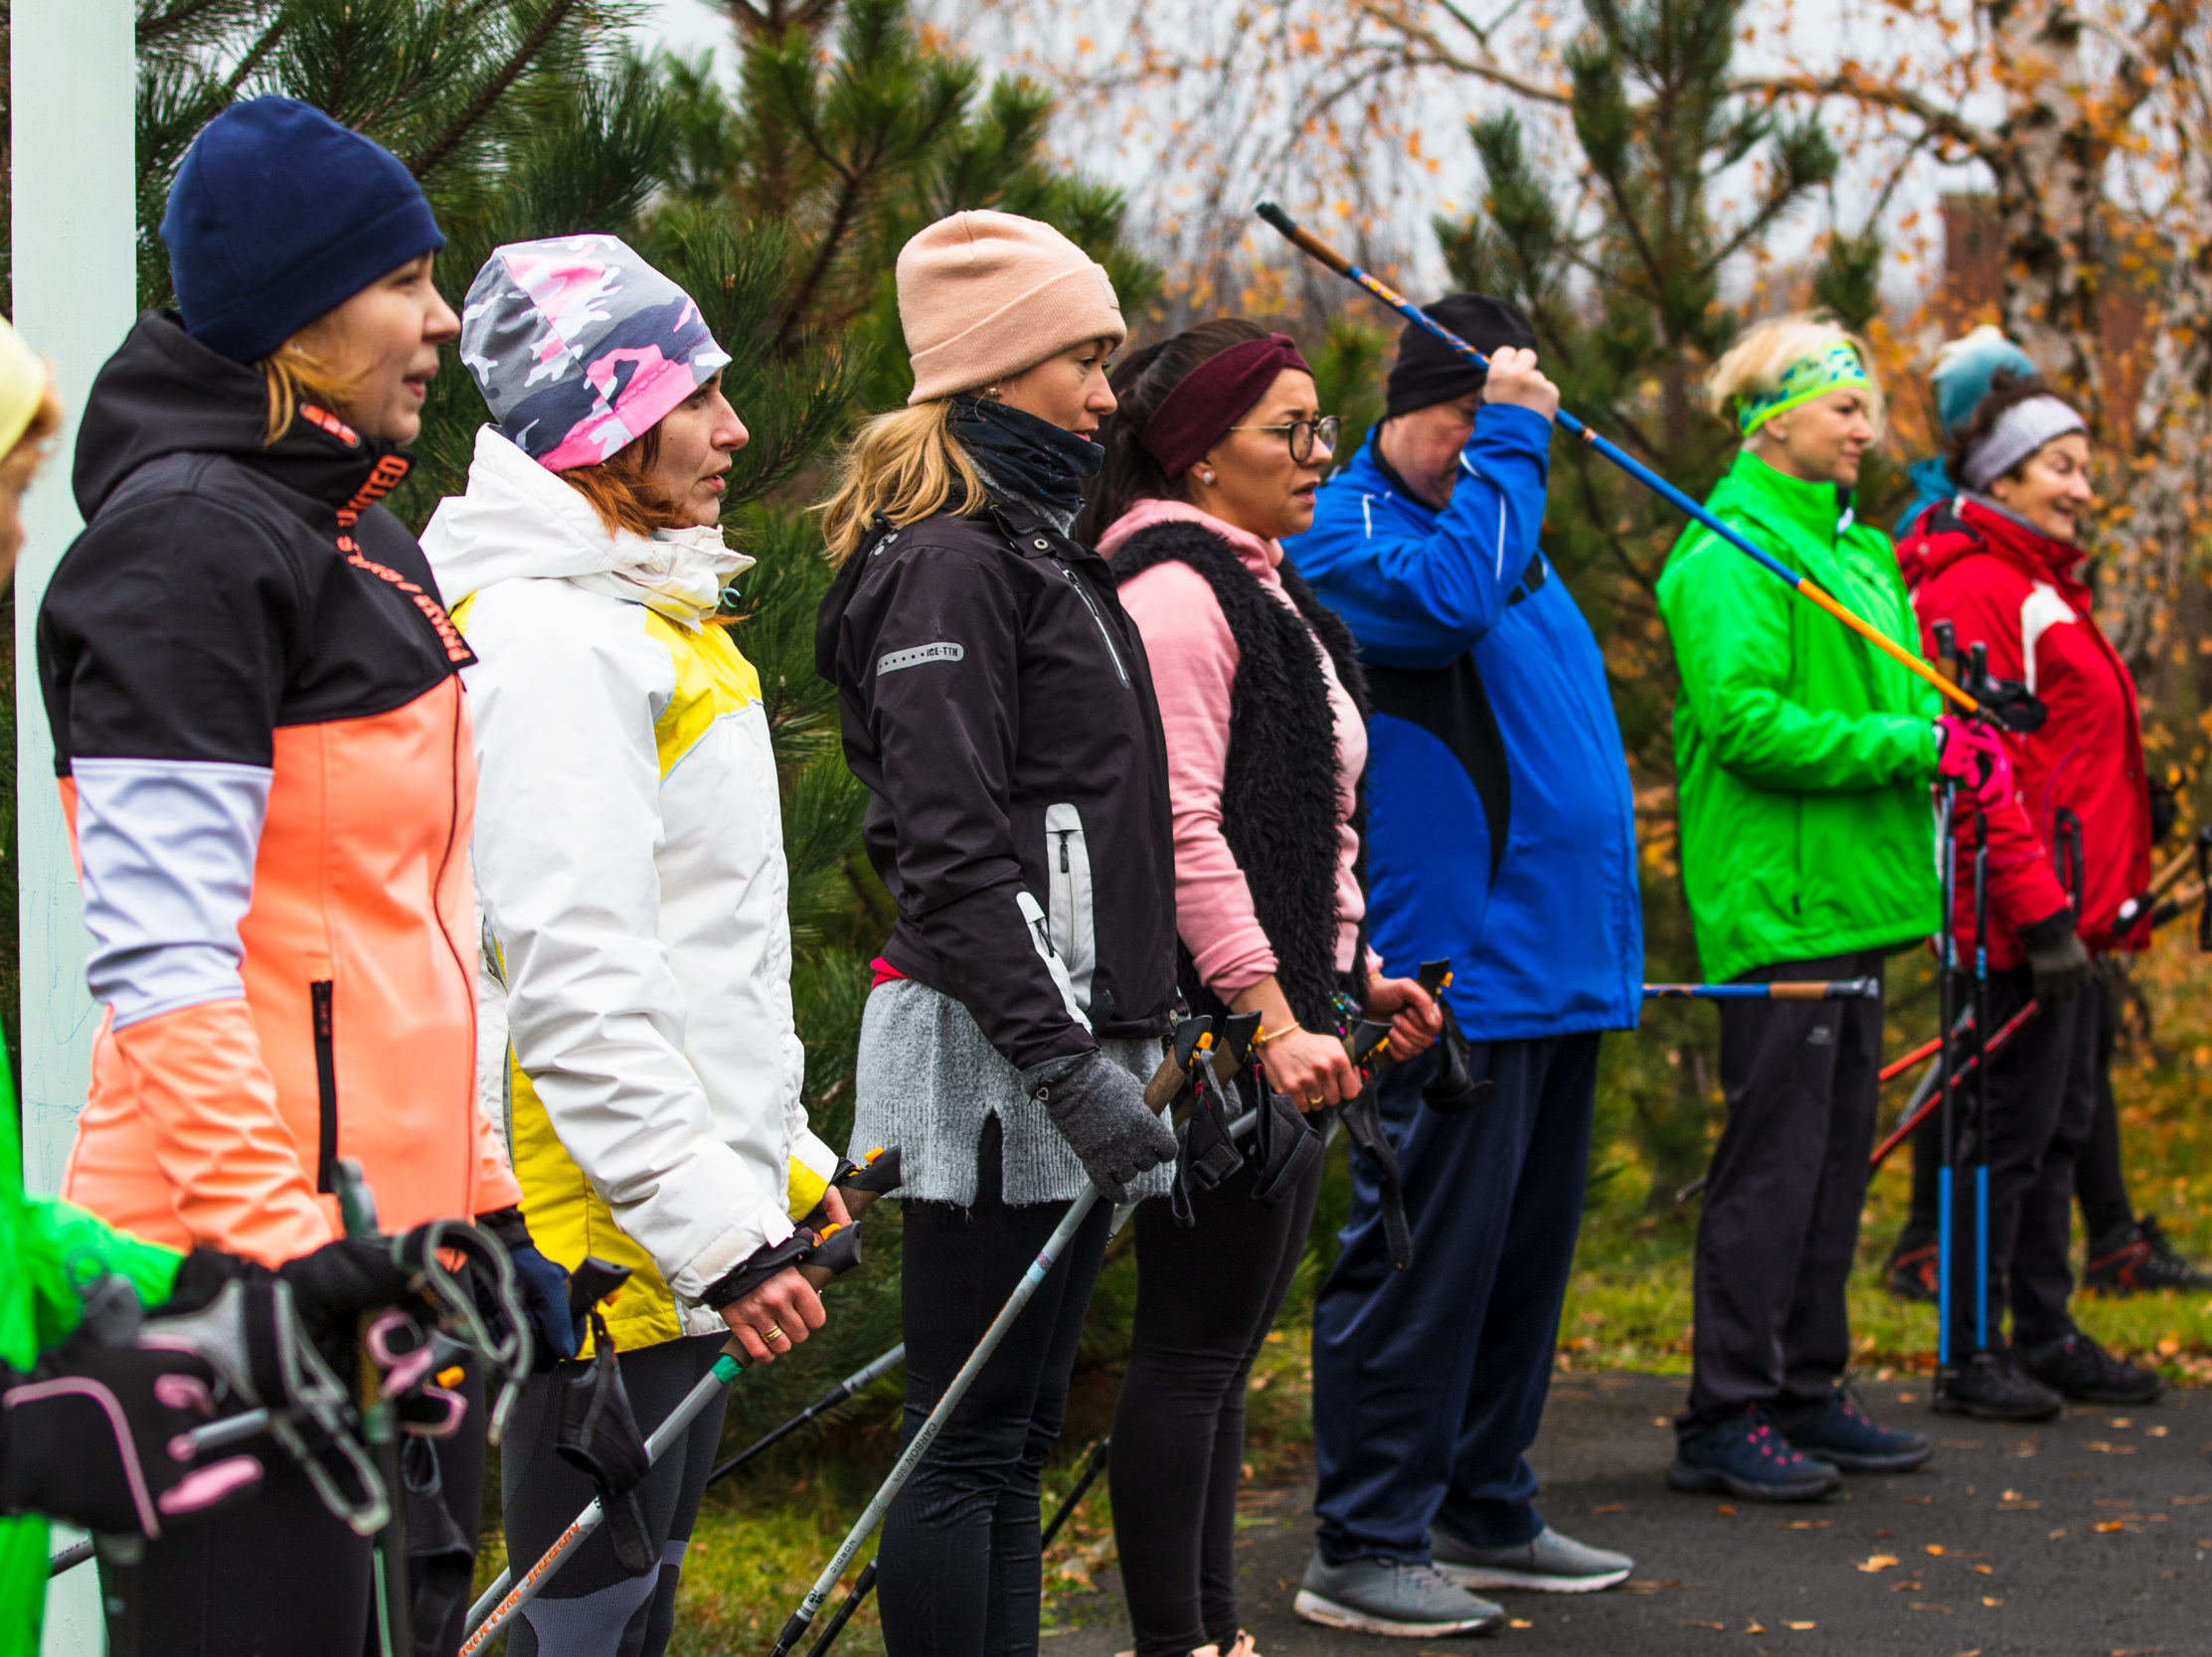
[1737,341,1872,433]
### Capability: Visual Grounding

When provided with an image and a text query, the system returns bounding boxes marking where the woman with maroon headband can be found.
[1083,320,1442,1657]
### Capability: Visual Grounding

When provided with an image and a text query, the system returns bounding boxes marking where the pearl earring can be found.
[1199,468,1215,484]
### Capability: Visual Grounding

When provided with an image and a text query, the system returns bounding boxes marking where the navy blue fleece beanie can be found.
[161,96,445,364]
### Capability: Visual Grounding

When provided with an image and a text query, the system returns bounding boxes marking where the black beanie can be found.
[1384,293,1539,419]
[161,97,445,365]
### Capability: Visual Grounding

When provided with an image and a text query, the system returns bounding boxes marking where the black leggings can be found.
[876,1117,1110,1657]
[1109,1146,1322,1657]
[501,1334,729,1657]
[1908,972,2131,1240]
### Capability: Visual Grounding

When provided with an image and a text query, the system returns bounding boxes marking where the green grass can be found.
[481,925,2212,1644]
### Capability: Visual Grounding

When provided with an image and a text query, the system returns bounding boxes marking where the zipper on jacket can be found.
[311,980,338,1194]
[1062,566,1130,687]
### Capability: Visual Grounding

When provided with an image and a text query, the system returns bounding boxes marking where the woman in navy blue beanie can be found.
[38,95,569,1656]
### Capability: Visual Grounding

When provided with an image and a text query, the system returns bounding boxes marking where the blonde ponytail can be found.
[817,401,986,565]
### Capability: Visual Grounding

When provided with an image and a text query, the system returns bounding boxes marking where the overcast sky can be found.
[644,0,734,71]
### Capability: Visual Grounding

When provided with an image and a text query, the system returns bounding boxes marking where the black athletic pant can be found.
[1943,965,2099,1355]
[132,1366,485,1657]
[1109,1141,1323,1657]
[1908,970,2132,1240]
[502,1333,729,1657]
[877,1117,1111,1657]
[1684,950,1884,1430]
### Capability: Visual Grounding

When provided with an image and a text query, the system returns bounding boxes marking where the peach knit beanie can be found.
[898,211,1126,406]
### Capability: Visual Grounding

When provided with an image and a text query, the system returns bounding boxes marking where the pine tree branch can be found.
[137,0,255,51]
[407,0,588,179]
[219,11,290,102]
[1731,72,2001,169]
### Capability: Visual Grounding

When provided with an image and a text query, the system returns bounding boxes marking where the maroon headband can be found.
[1139,333,1313,478]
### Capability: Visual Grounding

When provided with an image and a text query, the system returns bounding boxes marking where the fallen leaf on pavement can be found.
[2170,1494,2212,1505]
[1925,1544,1946,1555]
[2145,1425,2169,1437]
[1971,1564,1993,1574]
[1983,1596,2004,1606]
[1911,1602,1954,1612]
[1778,1520,1828,1530]
[1744,1622,1766,1634]
[1890,1580,1922,1592]
[1786,1620,1815,1629]
[1591,1502,1626,1514]
[1717,1504,1737,1516]
[1680,1618,1725,1630]
[2084,1441,2136,1455]
[2048,1528,2069,1539]
[1857,1554,1899,1573]
[1508,1619,1533,1629]
[2096,1520,2127,1533]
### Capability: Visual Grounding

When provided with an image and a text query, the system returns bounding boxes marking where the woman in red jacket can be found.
[1898,373,2164,1419]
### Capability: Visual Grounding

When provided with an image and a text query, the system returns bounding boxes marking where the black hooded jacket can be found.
[815,495,1177,1072]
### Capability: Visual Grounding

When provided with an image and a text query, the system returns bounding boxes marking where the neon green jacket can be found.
[0,1062,183,1657]
[1655,449,1943,983]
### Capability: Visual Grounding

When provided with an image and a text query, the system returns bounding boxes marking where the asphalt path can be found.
[1048,1372,2211,1655]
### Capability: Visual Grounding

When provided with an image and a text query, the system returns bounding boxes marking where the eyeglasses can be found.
[1227,414,1341,464]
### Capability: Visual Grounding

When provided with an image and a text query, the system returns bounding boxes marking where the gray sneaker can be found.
[1293,1552,1504,1637]
[1432,1523,1632,1593]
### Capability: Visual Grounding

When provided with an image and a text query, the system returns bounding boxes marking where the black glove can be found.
[2025,924,2094,1004]
[275,1239,417,1375]
[144,1268,388,1535]
[1022,1050,1176,1204]
[0,1275,267,1538]
[476,1207,579,1370]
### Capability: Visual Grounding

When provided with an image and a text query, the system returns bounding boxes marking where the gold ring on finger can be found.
[762,1324,785,1343]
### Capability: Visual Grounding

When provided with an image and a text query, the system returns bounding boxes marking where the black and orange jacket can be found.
[37,310,520,1267]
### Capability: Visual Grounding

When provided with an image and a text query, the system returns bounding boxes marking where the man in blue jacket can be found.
[1283,294,1643,1637]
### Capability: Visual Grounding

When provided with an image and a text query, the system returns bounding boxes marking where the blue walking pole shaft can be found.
[1972,805,1992,1353]
[1937,783,1958,1369]
[1643,979,1880,1001]
[1253,203,1985,723]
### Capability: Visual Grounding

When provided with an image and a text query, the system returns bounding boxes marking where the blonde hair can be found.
[259,321,371,446]
[817,401,986,566]
[0,382,63,552]
[1706,314,1886,437]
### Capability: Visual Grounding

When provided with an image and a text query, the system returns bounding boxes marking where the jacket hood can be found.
[1895,491,2084,594]
[1097,497,1281,579]
[75,309,404,520]
[422,424,751,624]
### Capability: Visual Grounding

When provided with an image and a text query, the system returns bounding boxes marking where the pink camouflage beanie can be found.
[898,212,1126,406]
[459,234,730,471]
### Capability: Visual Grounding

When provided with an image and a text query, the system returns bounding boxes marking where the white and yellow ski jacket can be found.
[424,426,836,1351]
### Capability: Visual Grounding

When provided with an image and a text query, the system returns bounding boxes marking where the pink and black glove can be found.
[1934,714,2014,810]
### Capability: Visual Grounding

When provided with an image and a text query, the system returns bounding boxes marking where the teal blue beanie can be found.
[161,97,445,364]
[1932,325,2037,437]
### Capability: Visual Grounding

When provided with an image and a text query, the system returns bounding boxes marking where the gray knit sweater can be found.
[851,977,1175,1206]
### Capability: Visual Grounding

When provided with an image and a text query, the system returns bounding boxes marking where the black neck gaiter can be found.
[949,396,1103,517]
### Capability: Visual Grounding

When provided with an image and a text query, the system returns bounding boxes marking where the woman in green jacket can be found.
[1655,316,2006,1503]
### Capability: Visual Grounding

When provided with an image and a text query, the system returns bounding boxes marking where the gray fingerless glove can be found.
[2023,922,2093,1004]
[1021,1050,1177,1204]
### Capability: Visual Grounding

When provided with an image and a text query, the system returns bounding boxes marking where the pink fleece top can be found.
[1100,498,1372,1000]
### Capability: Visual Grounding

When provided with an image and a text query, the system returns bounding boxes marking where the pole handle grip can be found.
[1255,202,1355,277]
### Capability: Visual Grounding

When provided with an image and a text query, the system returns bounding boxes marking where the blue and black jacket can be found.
[1283,410,1641,1042]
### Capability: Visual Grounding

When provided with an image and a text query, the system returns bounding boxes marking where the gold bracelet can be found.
[1254,1020,1304,1048]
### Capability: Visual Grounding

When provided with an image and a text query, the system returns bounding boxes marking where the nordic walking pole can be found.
[1970,758,1994,1354]
[1644,978,1880,1001]
[1868,999,2038,1171]
[1253,203,2034,731]
[766,1184,1107,1656]
[798,1431,1119,1657]
[766,1024,1217,1657]
[701,1343,908,1493]
[459,1347,747,1654]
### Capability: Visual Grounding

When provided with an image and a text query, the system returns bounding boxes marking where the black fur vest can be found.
[1109,517,1370,1032]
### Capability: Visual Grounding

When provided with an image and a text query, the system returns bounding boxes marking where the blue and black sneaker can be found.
[1667,1406,1841,1503]
[1779,1389,1932,1472]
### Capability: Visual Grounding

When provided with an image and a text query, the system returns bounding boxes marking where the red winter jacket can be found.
[1897,495,2151,970]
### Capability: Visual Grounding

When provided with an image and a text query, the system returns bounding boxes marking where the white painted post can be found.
[13,1,138,1652]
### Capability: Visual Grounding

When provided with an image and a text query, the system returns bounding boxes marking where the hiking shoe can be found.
[1432,1522,1631,1592]
[1293,1553,1504,1637]
[1667,1407,1841,1502]
[1779,1389,1933,1473]
[2084,1216,2212,1295]
[2023,1331,2164,1405]
[1932,1350,2062,1421]
[1885,1227,1940,1303]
